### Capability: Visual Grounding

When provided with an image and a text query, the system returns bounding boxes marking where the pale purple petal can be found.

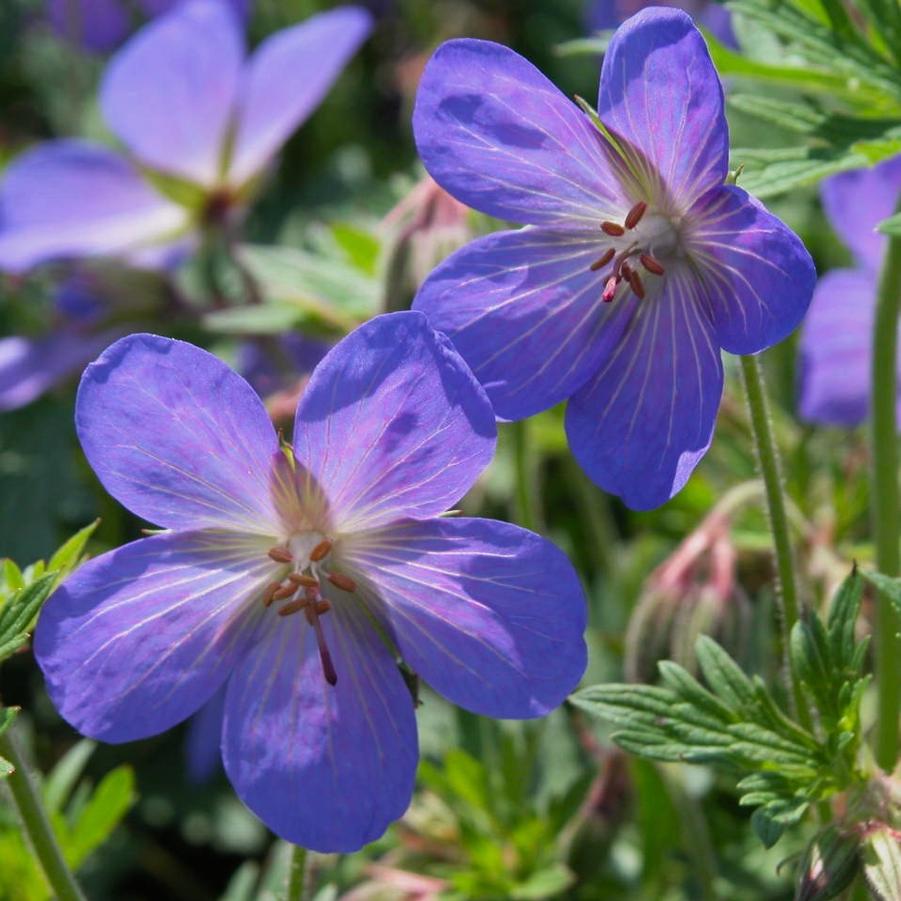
[222,603,417,852]
[47,0,130,52]
[796,268,901,427]
[186,686,225,783]
[77,334,281,533]
[0,329,118,412]
[293,312,496,532]
[342,517,587,718]
[413,227,619,420]
[599,8,728,207]
[35,530,272,743]
[100,0,243,186]
[413,39,626,226]
[565,274,724,510]
[227,7,372,186]
[821,155,901,271]
[692,185,815,354]
[139,0,251,21]
[0,141,188,273]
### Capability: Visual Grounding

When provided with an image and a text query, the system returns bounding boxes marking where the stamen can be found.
[310,539,332,562]
[315,600,331,615]
[602,275,620,303]
[600,221,625,237]
[306,604,338,685]
[625,201,647,230]
[261,582,282,608]
[289,573,319,588]
[277,598,308,617]
[327,572,357,592]
[268,546,293,563]
[272,583,297,601]
[627,269,646,300]
[589,248,616,271]
[640,253,665,275]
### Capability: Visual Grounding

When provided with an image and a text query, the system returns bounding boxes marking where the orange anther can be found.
[628,269,646,299]
[289,573,319,588]
[278,599,308,617]
[589,247,616,271]
[272,584,297,601]
[261,582,282,608]
[268,546,293,563]
[327,572,357,592]
[600,221,625,237]
[625,201,647,229]
[640,253,665,275]
[310,539,332,562]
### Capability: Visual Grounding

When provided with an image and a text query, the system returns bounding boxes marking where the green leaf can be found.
[0,573,56,662]
[878,213,901,236]
[861,825,901,901]
[509,864,574,900]
[44,739,96,815]
[695,636,756,710]
[0,707,18,781]
[329,223,381,276]
[827,567,864,669]
[203,302,307,335]
[657,660,736,722]
[791,614,836,717]
[860,570,901,617]
[751,807,784,849]
[47,520,99,577]
[65,766,136,868]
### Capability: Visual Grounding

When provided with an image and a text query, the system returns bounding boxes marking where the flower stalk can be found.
[0,728,86,901]
[286,845,309,901]
[739,353,810,730]
[870,218,901,771]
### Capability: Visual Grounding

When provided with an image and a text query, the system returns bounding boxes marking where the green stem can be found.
[0,729,85,901]
[739,354,810,730]
[511,420,541,532]
[870,222,901,770]
[286,845,309,901]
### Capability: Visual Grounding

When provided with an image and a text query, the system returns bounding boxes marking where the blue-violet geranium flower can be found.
[34,311,587,851]
[0,0,370,272]
[798,156,901,428]
[412,9,815,510]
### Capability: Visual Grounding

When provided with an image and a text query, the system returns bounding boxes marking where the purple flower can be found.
[412,10,814,510]
[34,312,587,851]
[1,0,371,273]
[587,0,735,48]
[798,157,901,427]
[46,0,252,53]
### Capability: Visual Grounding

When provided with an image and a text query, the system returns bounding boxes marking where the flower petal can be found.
[34,530,272,743]
[599,8,728,207]
[821,156,901,271]
[222,603,418,852]
[293,312,496,532]
[797,269,887,428]
[691,185,815,354]
[0,141,188,273]
[47,0,129,52]
[565,272,723,510]
[343,517,587,718]
[77,333,281,533]
[100,0,243,186]
[226,7,372,187]
[414,227,621,419]
[139,0,251,21]
[413,39,625,226]
[0,329,118,412]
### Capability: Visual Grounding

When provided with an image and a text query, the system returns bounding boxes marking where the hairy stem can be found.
[739,354,811,730]
[870,224,901,770]
[0,729,86,901]
[286,845,309,901]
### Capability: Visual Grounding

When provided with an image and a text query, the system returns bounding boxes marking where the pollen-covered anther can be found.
[625,201,647,230]
[310,539,332,562]
[327,571,357,592]
[261,581,283,608]
[590,248,616,271]
[277,598,308,617]
[627,268,646,299]
[289,572,319,588]
[600,220,626,237]
[272,583,297,602]
[267,546,293,563]
[640,253,665,276]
